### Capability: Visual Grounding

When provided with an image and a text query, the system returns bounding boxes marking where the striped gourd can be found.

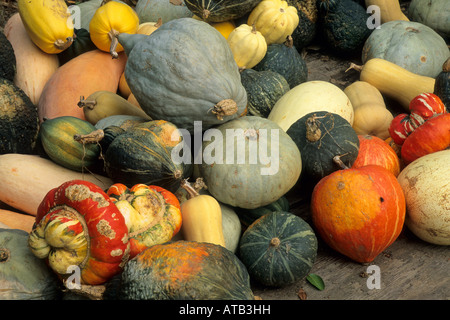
[239,211,318,287]
[184,0,262,22]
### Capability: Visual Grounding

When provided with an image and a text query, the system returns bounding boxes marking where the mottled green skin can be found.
[286,111,360,183]
[239,211,318,287]
[120,18,247,134]
[103,241,255,300]
[0,229,62,300]
[240,69,290,118]
[235,195,290,227]
[319,0,372,56]
[0,78,38,155]
[0,32,16,82]
[58,28,97,66]
[253,39,308,89]
[184,0,262,22]
[104,120,190,192]
[287,0,318,49]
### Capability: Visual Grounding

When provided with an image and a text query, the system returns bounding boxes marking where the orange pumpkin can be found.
[37,49,126,122]
[352,135,401,177]
[311,164,406,263]
[401,113,450,165]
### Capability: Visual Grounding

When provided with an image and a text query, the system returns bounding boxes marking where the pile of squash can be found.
[0,0,449,300]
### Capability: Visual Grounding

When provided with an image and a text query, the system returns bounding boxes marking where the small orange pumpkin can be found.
[311,164,406,263]
[352,135,401,177]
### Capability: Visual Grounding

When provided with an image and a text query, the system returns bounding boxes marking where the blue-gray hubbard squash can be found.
[118,18,247,133]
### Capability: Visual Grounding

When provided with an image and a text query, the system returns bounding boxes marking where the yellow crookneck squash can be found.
[89,0,140,58]
[17,0,74,54]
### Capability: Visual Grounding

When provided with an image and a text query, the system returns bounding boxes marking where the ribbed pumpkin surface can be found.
[184,0,261,22]
[103,240,255,300]
[239,211,318,287]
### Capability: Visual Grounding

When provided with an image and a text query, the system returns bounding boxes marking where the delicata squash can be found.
[17,0,74,54]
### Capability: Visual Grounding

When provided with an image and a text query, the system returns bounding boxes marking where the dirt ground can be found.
[1,0,448,301]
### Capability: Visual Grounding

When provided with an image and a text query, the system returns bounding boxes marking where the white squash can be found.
[268,80,354,131]
[397,149,450,245]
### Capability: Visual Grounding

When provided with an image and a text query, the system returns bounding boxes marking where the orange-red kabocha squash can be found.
[311,164,406,263]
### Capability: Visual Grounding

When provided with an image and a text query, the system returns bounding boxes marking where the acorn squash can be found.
[287,0,318,49]
[103,241,255,300]
[103,120,190,192]
[39,116,101,172]
[286,111,360,183]
[253,35,307,89]
[0,78,39,155]
[0,32,16,82]
[118,18,247,133]
[240,68,290,118]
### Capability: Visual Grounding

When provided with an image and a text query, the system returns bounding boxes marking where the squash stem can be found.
[333,155,349,170]
[0,248,10,263]
[305,115,322,142]
[345,63,363,73]
[211,99,238,120]
[180,178,206,199]
[442,57,450,72]
[54,37,74,52]
[108,29,120,59]
[74,129,105,144]
[270,237,281,247]
[284,35,294,48]
[77,96,97,110]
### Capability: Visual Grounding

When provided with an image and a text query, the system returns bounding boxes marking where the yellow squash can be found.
[227,24,267,70]
[247,0,299,45]
[365,0,409,24]
[179,180,226,247]
[89,1,139,58]
[78,90,152,125]
[17,0,74,54]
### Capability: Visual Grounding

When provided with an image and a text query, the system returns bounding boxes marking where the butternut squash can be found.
[0,209,35,232]
[4,13,59,105]
[344,80,394,139]
[37,49,126,122]
[347,58,435,111]
[0,154,113,216]
[365,0,409,24]
[78,90,152,125]
[179,180,226,247]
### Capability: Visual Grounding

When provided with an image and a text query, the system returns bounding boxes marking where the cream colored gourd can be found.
[365,0,409,24]
[268,80,354,131]
[0,154,113,216]
[4,14,59,105]
[227,24,267,70]
[179,180,226,247]
[137,18,162,35]
[248,0,299,45]
[397,150,450,245]
[344,81,394,139]
[17,0,74,54]
[348,58,436,111]
[78,90,152,125]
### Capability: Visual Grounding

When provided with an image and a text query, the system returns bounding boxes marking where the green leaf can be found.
[306,273,325,291]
